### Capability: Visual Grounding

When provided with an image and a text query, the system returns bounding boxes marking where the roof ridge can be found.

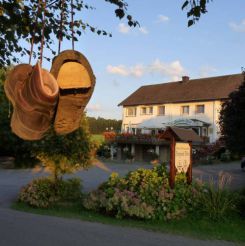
[140,73,241,88]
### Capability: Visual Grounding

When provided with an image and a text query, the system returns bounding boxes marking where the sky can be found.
[20,0,245,120]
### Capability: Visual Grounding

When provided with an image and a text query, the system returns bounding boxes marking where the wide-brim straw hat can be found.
[50,50,96,135]
[6,62,59,140]
[4,64,33,106]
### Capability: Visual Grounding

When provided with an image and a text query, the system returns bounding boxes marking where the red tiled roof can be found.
[118,74,243,106]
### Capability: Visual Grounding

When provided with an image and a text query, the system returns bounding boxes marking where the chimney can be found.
[182,76,190,83]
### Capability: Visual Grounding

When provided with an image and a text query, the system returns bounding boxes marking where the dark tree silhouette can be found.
[219,72,245,156]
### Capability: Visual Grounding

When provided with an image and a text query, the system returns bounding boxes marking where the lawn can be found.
[91,134,105,145]
[12,202,245,243]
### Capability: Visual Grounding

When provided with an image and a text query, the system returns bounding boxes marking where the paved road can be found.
[0,160,244,246]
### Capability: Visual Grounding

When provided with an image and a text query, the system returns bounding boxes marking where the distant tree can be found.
[219,72,245,156]
[87,116,122,134]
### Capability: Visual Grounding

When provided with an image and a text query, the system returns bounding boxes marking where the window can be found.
[141,107,147,115]
[148,106,153,115]
[158,106,165,115]
[202,127,208,136]
[126,107,137,117]
[181,105,189,115]
[196,105,205,114]
[141,106,153,115]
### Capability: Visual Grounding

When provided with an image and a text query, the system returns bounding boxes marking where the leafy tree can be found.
[0,68,36,166]
[33,115,96,182]
[0,68,96,173]
[181,0,212,27]
[0,0,138,68]
[219,72,245,156]
[0,0,216,68]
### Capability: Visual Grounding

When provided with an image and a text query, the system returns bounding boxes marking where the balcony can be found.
[106,133,168,146]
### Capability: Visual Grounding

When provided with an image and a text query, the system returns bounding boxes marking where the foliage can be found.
[0,0,138,68]
[103,131,116,141]
[193,139,225,164]
[87,117,122,134]
[33,115,96,181]
[83,164,199,220]
[0,68,96,170]
[19,177,83,208]
[236,188,245,219]
[0,68,37,167]
[181,0,212,27]
[96,143,111,158]
[219,72,245,156]
[196,172,236,221]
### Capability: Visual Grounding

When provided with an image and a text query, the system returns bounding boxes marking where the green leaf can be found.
[182,0,189,10]
[188,19,194,27]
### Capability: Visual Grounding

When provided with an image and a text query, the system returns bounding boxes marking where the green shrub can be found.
[56,178,83,202]
[19,177,83,208]
[236,188,245,219]
[83,163,199,221]
[196,172,235,221]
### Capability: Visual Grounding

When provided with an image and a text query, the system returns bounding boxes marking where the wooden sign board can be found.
[175,142,191,173]
[161,126,198,188]
[169,140,192,188]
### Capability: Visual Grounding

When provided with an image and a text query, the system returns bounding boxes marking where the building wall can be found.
[121,100,222,143]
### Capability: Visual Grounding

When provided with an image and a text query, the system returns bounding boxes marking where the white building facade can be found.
[119,74,243,144]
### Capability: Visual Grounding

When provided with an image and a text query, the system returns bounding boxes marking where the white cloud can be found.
[118,23,149,35]
[156,15,170,23]
[107,65,129,76]
[107,64,144,78]
[198,66,217,77]
[87,104,102,112]
[118,23,130,34]
[130,64,145,77]
[139,27,149,35]
[107,59,185,81]
[150,59,184,81]
[229,19,245,33]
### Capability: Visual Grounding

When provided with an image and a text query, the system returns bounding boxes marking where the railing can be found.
[108,133,168,145]
[104,132,209,145]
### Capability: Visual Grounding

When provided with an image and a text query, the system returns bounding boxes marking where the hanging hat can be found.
[51,50,96,135]
[5,62,59,140]
[4,64,33,106]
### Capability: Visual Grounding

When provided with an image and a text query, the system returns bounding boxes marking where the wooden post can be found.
[169,137,176,189]
[187,141,192,184]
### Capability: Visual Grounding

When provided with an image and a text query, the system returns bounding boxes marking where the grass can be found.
[12,202,245,243]
[91,134,105,145]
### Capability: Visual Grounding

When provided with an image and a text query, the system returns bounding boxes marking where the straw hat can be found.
[5,62,59,140]
[51,50,96,135]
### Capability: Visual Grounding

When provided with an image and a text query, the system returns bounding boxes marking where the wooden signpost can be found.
[162,127,201,188]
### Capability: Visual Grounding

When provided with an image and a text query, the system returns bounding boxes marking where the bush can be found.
[96,144,111,158]
[19,177,83,208]
[196,172,236,221]
[83,164,199,220]
[236,188,245,219]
